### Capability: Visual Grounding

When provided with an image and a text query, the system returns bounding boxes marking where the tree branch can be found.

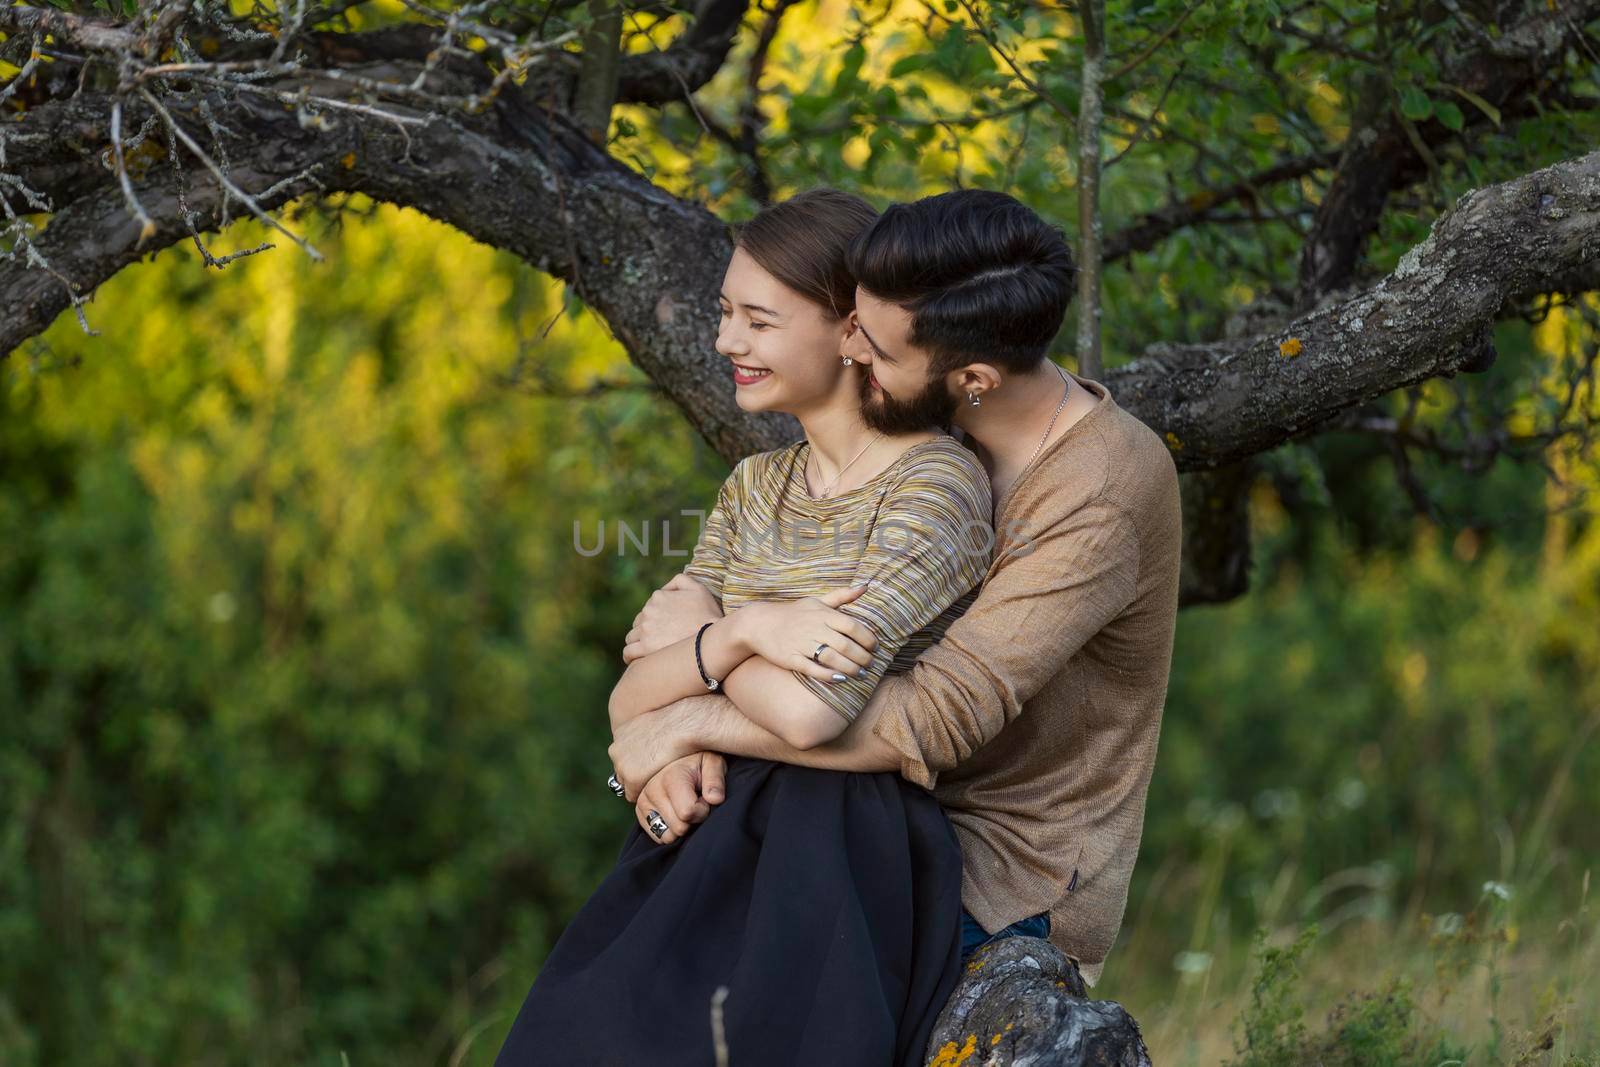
[1112,147,1600,470]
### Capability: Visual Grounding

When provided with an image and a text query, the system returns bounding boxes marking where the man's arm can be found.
[682,690,903,771]
[607,690,903,799]
[867,497,1142,789]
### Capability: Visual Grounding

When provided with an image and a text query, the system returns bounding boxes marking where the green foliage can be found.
[1229,927,1467,1067]
[1235,927,1315,1062]
[0,203,725,1066]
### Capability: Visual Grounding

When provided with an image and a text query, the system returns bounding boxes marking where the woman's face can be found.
[716,246,856,417]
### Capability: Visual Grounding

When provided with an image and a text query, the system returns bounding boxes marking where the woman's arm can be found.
[606,616,752,731]
[717,656,859,750]
[610,464,745,730]
[608,588,879,745]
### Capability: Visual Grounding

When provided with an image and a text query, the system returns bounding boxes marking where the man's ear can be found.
[951,362,1004,397]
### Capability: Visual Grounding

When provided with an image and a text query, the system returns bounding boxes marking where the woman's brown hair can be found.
[734,188,879,320]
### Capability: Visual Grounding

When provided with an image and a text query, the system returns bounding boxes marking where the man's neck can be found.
[955,362,1097,500]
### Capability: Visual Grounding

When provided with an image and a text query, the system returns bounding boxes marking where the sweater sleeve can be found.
[679,460,746,607]
[795,443,993,725]
[869,494,1140,789]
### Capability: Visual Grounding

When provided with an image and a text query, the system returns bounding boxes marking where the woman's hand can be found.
[634,751,728,845]
[623,573,724,664]
[731,585,878,682]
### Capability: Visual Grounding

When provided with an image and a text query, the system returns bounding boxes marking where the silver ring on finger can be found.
[811,641,830,662]
[646,810,669,839]
[608,773,627,798]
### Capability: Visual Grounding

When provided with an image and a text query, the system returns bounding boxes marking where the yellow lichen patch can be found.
[1164,431,1184,452]
[342,153,357,169]
[1279,336,1303,358]
[991,1031,1002,1045]
[928,1033,978,1067]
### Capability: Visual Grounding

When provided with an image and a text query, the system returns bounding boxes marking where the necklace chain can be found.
[1024,364,1072,471]
[808,431,885,498]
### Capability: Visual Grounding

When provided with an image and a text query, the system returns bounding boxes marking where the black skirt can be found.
[494,755,964,1067]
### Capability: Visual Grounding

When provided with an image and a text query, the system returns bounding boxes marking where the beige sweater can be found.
[868,372,1182,985]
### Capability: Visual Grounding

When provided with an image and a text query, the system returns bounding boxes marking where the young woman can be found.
[493,189,993,1067]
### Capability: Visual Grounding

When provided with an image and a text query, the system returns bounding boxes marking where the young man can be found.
[611,189,1182,985]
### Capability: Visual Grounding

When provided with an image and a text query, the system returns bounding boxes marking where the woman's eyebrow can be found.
[718,293,782,318]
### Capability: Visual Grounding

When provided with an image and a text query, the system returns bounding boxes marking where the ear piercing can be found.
[968,392,981,406]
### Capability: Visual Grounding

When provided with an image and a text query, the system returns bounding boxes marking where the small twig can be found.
[110,99,158,247]
[0,32,46,104]
[1105,59,1185,168]
[710,985,730,1067]
[136,85,325,261]
[161,116,274,267]
[1106,0,1203,82]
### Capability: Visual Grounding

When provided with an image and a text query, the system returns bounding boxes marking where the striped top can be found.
[682,434,993,725]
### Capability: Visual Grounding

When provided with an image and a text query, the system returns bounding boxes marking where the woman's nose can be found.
[716,325,745,357]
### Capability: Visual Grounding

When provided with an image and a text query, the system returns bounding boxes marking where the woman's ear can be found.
[835,312,859,358]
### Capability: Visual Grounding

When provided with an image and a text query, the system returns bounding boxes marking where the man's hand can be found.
[623,573,724,664]
[634,751,728,845]
[608,701,701,801]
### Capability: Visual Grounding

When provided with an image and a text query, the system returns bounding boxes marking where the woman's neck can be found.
[795,403,881,476]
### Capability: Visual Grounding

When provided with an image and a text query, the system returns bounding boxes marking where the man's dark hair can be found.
[846,189,1075,374]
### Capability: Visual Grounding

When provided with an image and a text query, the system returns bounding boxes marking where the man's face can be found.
[845,287,960,433]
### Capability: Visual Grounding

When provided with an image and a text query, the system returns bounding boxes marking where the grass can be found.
[1101,874,1599,1066]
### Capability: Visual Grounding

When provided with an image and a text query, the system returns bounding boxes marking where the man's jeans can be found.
[958,907,1051,963]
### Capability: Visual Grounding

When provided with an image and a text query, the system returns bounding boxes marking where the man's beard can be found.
[858,366,959,434]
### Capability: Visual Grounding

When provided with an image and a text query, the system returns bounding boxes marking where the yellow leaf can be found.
[1164,431,1184,451]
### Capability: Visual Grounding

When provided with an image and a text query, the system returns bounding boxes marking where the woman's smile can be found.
[732,361,773,386]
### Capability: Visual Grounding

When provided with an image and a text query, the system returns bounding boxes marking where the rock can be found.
[924,937,1152,1067]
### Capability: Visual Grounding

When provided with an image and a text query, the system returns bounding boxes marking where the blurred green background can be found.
[3,0,1599,1064]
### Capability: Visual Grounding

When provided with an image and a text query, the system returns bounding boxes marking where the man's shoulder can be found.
[1086,399,1181,508]
[1018,399,1179,552]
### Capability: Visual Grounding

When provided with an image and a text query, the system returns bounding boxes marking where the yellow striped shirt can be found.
[682,435,993,725]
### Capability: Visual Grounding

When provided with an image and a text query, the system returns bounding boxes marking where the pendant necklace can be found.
[809,431,885,498]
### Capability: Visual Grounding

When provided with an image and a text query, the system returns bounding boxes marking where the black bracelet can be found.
[694,621,721,691]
